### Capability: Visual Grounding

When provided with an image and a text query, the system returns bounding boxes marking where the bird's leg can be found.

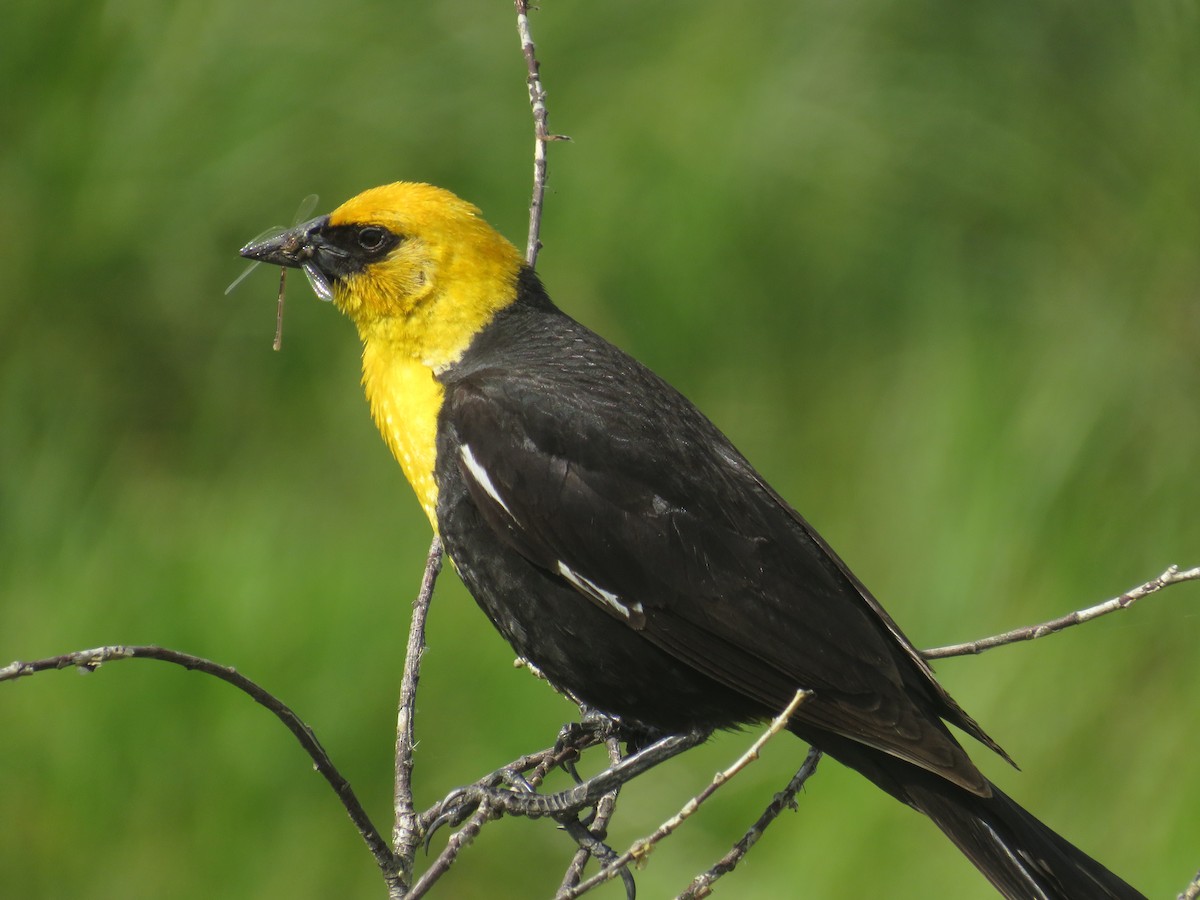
[431,729,709,828]
[554,707,625,784]
[559,816,636,900]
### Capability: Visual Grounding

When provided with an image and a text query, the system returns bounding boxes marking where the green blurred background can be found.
[2,1,1197,897]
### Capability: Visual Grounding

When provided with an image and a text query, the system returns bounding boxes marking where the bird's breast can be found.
[361,343,443,528]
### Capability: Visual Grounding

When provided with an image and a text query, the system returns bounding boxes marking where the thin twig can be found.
[408,800,496,900]
[514,0,568,268]
[558,737,627,895]
[390,5,565,890]
[677,746,823,899]
[559,816,635,900]
[428,732,706,826]
[562,690,810,899]
[1179,867,1200,900]
[416,727,609,849]
[393,536,444,890]
[924,564,1200,659]
[0,645,401,892]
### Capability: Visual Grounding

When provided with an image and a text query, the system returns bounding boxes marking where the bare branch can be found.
[515,0,568,268]
[409,730,616,897]
[393,536,444,890]
[558,814,635,900]
[1,645,401,892]
[923,564,1200,660]
[677,746,824,899]
[1179,867,1200,900]
[413,725,608,865]
[387,6,566,891]
[427,731,706,829]
[409,800,496,900]
[562,690,810,899]
[558,737,626,895]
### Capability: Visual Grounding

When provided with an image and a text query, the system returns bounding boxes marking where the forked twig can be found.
[677,746,824,899]
[560,690,810,899]
[14,0,1198,887]
[427,732,706,827]
[8,554,1197,897]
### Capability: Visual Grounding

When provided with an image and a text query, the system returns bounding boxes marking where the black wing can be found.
[440,307,1001,792]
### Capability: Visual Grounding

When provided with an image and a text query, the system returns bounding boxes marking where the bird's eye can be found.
[357,226,389,252]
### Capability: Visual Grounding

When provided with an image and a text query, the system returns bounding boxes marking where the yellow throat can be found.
[326,183,525,527]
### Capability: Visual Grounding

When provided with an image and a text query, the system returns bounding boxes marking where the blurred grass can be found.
[2,1,1198,897]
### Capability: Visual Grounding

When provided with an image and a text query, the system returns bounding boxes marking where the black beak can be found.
[238,215,336,302]
[239,215,330,267]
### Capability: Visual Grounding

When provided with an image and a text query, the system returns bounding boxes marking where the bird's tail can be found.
[805,728,1145,899]
[905,774,1144,900]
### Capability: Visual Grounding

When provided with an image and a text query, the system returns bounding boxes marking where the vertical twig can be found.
[515,0,567,268]
[389,7,564,893]
[558,737,627,894]
[392,537,443,894]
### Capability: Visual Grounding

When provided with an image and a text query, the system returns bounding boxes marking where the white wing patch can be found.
[458,443,644,628]
[460,444,518,523]
[557,560,645,628]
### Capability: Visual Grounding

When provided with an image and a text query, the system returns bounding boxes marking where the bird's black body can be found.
[433,269,1142,900]
[241,186,1143,899]
[438,270,987,753]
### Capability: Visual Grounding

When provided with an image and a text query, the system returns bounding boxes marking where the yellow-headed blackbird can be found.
[240,182,1143,899]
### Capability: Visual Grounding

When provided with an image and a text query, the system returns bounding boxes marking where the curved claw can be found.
[577,805,598,830]
[422,788,478,854]
[618,864,636,900]
[422,811,452,854]
[502,769,536,793]
[555,708,619,753]
[554,721,590,756]
[561,757,583,785]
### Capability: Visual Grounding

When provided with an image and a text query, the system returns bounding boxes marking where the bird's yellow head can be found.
[240,181,526,369]
[239,182,528,526]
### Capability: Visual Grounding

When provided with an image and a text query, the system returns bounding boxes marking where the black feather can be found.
[432,267,1143,900]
